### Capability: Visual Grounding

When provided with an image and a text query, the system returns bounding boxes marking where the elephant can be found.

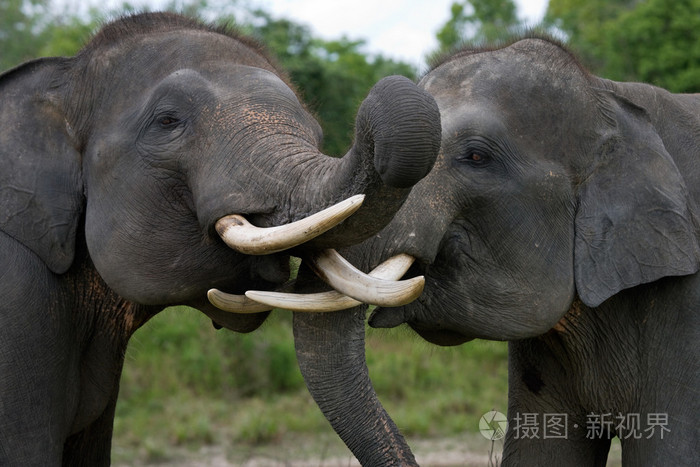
[0,12,442,465]
[238,36,700,465]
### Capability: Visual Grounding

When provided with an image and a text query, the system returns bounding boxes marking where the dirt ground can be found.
[117,433,623,467]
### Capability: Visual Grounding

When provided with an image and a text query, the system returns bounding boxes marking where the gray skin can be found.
[308,37,699,465]
[0,13,441,466]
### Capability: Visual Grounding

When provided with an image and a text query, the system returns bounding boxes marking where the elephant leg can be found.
[61,332,130,466]
[502,414,612,467]
[62,395,119,467]
[503,339,612,466]
[0,347,71,466]
[616,349,699,465]
[0,237,77,464]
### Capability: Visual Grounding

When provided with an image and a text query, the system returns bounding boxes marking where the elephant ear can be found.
[0,58,83,274]
[574,90,700,307]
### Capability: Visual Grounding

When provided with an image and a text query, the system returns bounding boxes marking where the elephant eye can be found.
[459,151,490,166]
[157,115,180,128]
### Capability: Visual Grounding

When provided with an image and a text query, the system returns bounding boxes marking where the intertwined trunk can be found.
[293,307,418,466]
[292,259,417,466]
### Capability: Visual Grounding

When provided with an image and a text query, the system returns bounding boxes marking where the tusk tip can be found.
[207,288,273,313]
[411,275,425,284]
[207,288,220,300]
[348,193,366,204]
[244,290,262,300]
[215,215,245,236]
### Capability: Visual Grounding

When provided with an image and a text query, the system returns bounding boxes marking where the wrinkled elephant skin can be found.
[348,38,698,465]
[0,13,441,465]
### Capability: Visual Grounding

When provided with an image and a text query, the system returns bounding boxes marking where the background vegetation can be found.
[115,308,509,463]
[2,0,697,463]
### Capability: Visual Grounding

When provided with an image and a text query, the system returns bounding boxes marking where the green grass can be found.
[113,306,508,464]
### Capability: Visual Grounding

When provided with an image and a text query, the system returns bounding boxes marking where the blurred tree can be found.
[602,0,700,92]
[545,0,636,65]
[546,0,700,92]
[0,0,50,70]
[37,9,101,58]
[1,2,136,71]
[244,9,416,155]
[435,0,521,53]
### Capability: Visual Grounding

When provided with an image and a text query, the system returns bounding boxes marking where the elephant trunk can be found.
[353,75,440,189]
[295,75,441,250]
[293,270,417,466]
[195,74,439,255]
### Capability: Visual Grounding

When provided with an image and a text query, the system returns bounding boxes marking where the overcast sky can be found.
[257,0,548,69]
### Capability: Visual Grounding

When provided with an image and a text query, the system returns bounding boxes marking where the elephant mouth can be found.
[208,250,424,313]
[208,195,426,313]
[366,259,473,346]
[409,323,473,347]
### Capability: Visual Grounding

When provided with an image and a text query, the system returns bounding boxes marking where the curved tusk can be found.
[216,194,365,255]
[207,288,273,313]
[364,253,416,280]
[308,249,424,307]
[244,253,418,312]
[244,289,359,312]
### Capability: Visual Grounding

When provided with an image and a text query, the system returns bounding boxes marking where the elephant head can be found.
[361,37,700,343]
[0,12,440,315]
[237,37,700,465]
[0,12,440,465]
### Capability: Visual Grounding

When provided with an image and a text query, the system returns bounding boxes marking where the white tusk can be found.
[244,289,359,312]
[216,194,365,255]
[207,288,273,313]
[364,253,416,280]
[307,249,424,307]
[244,253,418,312]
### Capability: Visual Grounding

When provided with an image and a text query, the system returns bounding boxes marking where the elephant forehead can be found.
[210,66,296,96]
[81,29,284,100]
[426,67,593,152]
[421,60,480,101]
[103,29,272,69]
[424,42,590,106]
[202,67,320,140]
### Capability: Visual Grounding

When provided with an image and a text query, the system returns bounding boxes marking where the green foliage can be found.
[242,8,416,155]
[0,0,51,70]
[546,0,700,92]
[120,307,305,400]
[113,307,508,463]
[545,0,637,57]
[37,11,100,57]
[1,2,137,70]
[435,0,521,53]
[366,326,508,437]
[602,0,700,92]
